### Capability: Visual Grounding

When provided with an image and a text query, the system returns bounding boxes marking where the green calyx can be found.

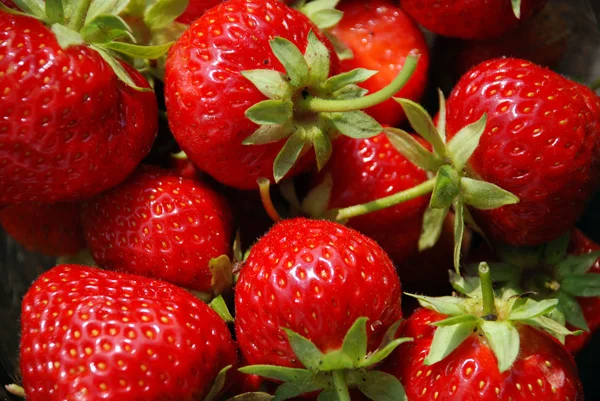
[511,0,522,19]
[240,317,412,401]
[242,30,419,183]
[3,0,173,90]
[411,262,580,373]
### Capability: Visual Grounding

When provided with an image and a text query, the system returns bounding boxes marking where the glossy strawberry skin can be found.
[235,218,402,368]
[446,58,600,246]
[399,0,547,39]
[81,165,233,292]
[164,0,339,190]
[176,0,225,24]
[20,264,237,401]
[330,0,429,126]
[0,13,158,204]
[0,202,85,256]
[384,308,584,401]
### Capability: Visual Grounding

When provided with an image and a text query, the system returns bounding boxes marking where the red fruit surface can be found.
[164,0,338,189]
[399,0,547,39]
[82,165,233,292]
[0,12,158,204]
[330,0,429,126]
[176,0,224,24]
[20,264,237,401]
[446,58,600,246]
[235,218,402,368]
[317,133,429,261]
[0,202,85,256]
[385,308,584,401]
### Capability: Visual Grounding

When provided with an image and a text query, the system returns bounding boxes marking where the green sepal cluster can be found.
[204,365,233,401]
[240,317,412,401]
[511,0,522,19]
[3,0,173,90]
[385,91,519,270]
[411,263,580,374]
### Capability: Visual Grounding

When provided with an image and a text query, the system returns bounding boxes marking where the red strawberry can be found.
[0,11,159,204]
[445,58,600,246]
[19,264,237,401]
[0,202,85,256]
[176,0,225,24]
[399,0,548,39]
[330,0,430,126]
[81,165,233,293]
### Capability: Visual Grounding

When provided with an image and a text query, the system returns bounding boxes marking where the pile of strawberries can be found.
[1,0,600,400]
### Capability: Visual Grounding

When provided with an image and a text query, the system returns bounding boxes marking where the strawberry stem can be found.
[68,0,93,31]
[298,54,420,113]
[257,177,282,222]
[325,177,435,222]
[332,371,351,401]
[479,262,497,319]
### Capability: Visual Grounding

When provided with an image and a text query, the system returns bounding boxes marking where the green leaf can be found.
[92,45,152,91]
[325,31,353,61]
[316,389,338,401]
[425,320,476,365]
[408,294,467,316]
[361,337,412,367]
[239,365,313,382]
[273,130,308,183]
[301,173,332,217]
[436,89,447,142]
[556,251,600,278]
[543,233,571,266]
[50,24,84,49]
[460,177,519,210]
[80,15,133,44]
[453,196,464,272]
[446,113,487,171]
[430,166,460,209]
[243,124,294,146]
[225,393,274,401]
[432,314,478,327]
[86,0,129,23]
[300,0,339,15]
[341,317,368,365]
[561,275,600,297]
[282,328,324,371]
[511,0,521,18]
[324,69,377,93]
[384,128,441,171]
[377,319,404,350]
[209,295,234,323]
[245,100,294,125]
[324,111,382,139]
[358,371,407,401]
[309,128,332,171]
[449,271,481,298]
[242,70,292,100]
[319,349,354,371]
[556,291,589,331]
[480,320,520,372]
[273,381,327,401]
[509,298,558,321]
[46,0,64,24]
[418,206,449,251]
[101,41,173,59]
[523,316,580,341]
[270,36,309,88]
[144,0,188,30]
[395,98,446,157]
[11,0,45,18]
[204,365,232,401]
[0,2,34,17]
[308,8,343,29]
[303,31,331,87]
[333,84,367,100]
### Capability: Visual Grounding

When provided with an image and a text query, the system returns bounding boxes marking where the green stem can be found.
[257,177,282,223]
[327,178,435,222]
[479,262,497,317]
[331,371,351,401]
[299,54,420,113]
[68,0,93,31]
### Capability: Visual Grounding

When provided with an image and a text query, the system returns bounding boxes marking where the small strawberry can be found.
[384,263,584,401]
[165,0,421,189]
[236,217,410,400]
[399,0,547,39]
[81,165,233,294]
[0,202,85,257]
[19,264,237,401]
[330,0,430,126]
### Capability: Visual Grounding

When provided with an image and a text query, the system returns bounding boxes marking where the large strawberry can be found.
[81,165,233,294]
[0,202,85,256]
[399,0,547,39]
[0,1,171,204]
[236,218,410,400]
[164,0,421,189]
[19,264,237,401]
[384,263,584,401]
[330,0,430,126]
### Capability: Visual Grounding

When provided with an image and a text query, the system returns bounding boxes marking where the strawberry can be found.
[445,58,600,246]
[0,5,169,204]
[81,165,233,293]
[383,263,584,401]
[19,264,237,401]
[399,0,548,39]
[0,202,85,257]
[176,0,224,24]
[235,217,410,400]
[165,0,421,189]
[330,0,430,126]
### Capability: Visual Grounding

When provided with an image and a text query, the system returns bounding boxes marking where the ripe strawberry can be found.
[330,0,430,126]
[399,0,548,39]
[176,0,224,24]
[445,58,600,246]
[0,202,85,256]
[19,264,237,401]
[0,11,160,204]
[81,165,233,293]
